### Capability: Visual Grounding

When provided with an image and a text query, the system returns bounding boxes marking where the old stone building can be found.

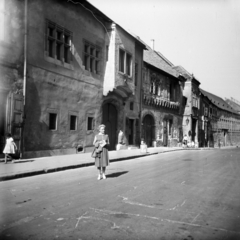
[200,89,240,147]
[141,48,185,147]
[198,89,214,147]
[173,66,201,146]
[0,0,146,158]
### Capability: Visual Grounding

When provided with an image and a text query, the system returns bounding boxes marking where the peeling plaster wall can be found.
[141,108,183,147]
[142,64,183,146]
[23,0,108,155]
[0,0,25,153]
[115,27,135,93]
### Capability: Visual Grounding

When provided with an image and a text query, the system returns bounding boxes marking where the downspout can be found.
[139,59,144,143]
[23,0,27,106]
[20,0,28,158]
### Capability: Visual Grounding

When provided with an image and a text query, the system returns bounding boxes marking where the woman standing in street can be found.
[93,124,109,180]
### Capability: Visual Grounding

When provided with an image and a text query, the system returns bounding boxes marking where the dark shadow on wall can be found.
[23,78,52,154]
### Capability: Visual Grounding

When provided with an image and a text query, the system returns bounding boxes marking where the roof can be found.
[68,0,147,49]
[200,89,238,114]
[173,66,200,86]
[225,98,240,113]
[143,48,180,79]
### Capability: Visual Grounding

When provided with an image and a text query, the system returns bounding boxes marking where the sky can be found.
[88,0,240,102]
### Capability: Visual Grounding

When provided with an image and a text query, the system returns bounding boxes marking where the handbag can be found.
[91,148,97,158]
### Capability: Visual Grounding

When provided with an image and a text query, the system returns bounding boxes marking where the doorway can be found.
[102,103,117,150]
[128,119,134,145]
[142,114,155,147]
[163,120,168,146]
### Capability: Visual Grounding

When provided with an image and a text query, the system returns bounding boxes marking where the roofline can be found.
[67,1,147,49]
[144,61,182,82]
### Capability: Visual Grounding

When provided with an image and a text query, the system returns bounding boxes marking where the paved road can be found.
[0,149,240,240]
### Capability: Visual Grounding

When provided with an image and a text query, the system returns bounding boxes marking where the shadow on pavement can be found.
[106,171,128,178]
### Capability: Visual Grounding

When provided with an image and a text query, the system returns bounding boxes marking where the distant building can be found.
[200,90,240,147]
[225,97,240,114]
[173,66,201,146]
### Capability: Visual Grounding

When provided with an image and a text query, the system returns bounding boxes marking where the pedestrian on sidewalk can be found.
[93,124,109,180]
[116,129,126,150]
[3,133,18,164]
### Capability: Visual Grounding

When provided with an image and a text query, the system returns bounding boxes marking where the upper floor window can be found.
[119,48,132,77]
[46,20,72,64]
[134,62,138,86]
[192,95,198,108]
[170,84,176,101]
[84,41,101,74]
[0,0,5,41]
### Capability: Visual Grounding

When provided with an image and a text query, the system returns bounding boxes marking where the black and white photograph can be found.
[0,0,240,239]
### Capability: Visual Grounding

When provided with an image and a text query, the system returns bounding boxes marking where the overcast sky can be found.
[88,0,240,102]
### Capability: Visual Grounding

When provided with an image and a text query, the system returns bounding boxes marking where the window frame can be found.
[45,19,73,69]
[83,40,101,75]
[118,48,132,77]
[49,113,58,131]
[69,114,78,131]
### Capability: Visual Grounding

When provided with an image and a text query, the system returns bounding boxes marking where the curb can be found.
[0,152,154,182]
[1,146,237,181]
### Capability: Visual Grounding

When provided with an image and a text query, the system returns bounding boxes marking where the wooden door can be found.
[102,103,117,150]
[163,120,168,146]
[6,93,24,151]
[143,115,154,147]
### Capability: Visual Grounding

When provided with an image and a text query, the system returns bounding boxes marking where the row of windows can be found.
[150,82,178,102]
[46,21,72,64]
[48,113,94,131]
[45,20,135,78]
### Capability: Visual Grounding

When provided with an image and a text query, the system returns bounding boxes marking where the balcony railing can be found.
[143,94,180,110]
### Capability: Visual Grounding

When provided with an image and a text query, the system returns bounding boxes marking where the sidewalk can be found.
[0,146,235,181]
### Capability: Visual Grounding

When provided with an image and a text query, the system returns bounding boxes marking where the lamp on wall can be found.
[186,118,189,125]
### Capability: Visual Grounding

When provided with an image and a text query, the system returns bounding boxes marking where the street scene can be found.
[1,0,240,239]
[1,148,240,239]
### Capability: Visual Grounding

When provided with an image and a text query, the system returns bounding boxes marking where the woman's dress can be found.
[95,134,109,167]
[3,138,16,154]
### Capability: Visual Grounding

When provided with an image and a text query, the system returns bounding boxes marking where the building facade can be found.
[200,89,240,147]
[141,48,185,147]
[173,66,201,146]
[0,0,145,158]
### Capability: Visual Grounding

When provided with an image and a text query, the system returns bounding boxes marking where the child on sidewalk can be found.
[3,133,18,164]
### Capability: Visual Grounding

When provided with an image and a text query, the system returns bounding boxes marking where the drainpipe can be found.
[20,0,28,158]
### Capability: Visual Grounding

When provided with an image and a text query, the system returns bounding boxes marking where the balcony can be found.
[143,94,180,110]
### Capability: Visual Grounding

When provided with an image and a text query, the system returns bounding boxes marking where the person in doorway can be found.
[3,133,17,164]
[93,124,109,180]
[116,129,125,150]
[183,134,188,148]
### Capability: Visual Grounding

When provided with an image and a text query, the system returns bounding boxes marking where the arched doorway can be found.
[142,114,155,147]
[102,103,118,150]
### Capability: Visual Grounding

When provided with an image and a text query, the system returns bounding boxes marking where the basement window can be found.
[70,115,77,131]
[49,113,57,130]
[87,117,94,131]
